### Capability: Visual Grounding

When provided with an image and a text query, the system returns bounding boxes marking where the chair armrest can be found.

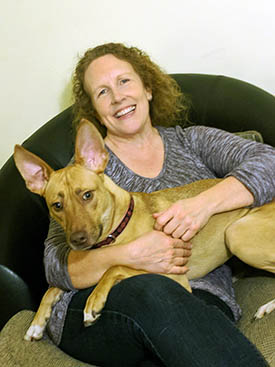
[0,265,36,330]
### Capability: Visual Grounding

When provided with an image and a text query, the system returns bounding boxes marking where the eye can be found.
[120,78,130,85]
[98,88,108,97]
[82,191,93,201]
[52,202,63,211]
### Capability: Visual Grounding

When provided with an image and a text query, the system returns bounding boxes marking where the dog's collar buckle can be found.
[107,234,116,243]
[93,197,135,249]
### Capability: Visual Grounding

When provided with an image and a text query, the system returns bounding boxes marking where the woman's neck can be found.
[104,125,159,153]
[104,126,165,179]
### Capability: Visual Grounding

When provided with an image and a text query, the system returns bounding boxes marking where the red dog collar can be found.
[93,196,135,249]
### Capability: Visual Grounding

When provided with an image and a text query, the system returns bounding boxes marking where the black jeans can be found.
[60,274,268,367]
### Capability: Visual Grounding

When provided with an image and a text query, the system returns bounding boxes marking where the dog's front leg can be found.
[24,287,63,341]
[84,266,145,326]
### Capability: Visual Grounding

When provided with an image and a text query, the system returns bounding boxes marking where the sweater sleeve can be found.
[180,125,275,206]
[44,217,76,291]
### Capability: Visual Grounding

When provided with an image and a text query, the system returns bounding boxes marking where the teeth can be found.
[115,106,135,118]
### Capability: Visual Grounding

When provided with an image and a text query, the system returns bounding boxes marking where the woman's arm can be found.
[153,176,254,241]
[45,218,192,290]
[184,126,275,206]
[68,230,191,289]
[154,126,275,241]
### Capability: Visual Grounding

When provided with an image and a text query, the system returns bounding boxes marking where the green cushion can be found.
[0,310,97,367]
[235,275,275,366]
[235,130,264,143]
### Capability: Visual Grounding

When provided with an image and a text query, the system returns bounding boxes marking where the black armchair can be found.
[0,74,275,366]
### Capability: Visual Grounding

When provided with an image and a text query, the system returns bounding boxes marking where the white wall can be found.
[1,0,274,168]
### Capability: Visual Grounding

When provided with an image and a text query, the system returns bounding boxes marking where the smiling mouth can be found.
[114,105,136,118]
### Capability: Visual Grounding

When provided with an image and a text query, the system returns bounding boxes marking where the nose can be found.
[70,230,88,248]
[111,88,124,104]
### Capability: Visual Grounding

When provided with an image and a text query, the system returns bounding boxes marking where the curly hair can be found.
[72,43,190,133]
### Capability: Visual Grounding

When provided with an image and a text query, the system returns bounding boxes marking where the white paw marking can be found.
[83,311,101,327]
[24,324,44,341]
[254,299,275,319]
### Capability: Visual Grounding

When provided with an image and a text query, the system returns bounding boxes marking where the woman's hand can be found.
[153,177,254,242]
[127,230,192,275]
[153,196,212,242]
[68,228,191,289]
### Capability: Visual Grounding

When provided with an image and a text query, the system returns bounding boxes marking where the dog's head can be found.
[14,119,116,250]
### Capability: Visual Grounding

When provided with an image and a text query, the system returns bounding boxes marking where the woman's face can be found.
[84,54,152,138]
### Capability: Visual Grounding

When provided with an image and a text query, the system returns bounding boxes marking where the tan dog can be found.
[14,119,275,341]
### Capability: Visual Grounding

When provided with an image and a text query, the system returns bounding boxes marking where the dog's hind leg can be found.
[225,201,275,319]
[225,202,275,274]
[24,287,63,341]
[84,266,146,326]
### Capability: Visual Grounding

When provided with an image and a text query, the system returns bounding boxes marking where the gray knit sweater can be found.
[45,125,275,345]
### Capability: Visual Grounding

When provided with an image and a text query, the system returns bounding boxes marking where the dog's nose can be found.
[70,231,88,247]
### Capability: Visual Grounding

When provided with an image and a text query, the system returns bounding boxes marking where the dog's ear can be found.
[75,119,109,173]
[14,145,53,196]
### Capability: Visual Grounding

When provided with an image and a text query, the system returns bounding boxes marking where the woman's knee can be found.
[105,273,190,316]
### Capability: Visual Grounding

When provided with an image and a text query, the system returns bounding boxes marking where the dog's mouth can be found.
[69,240,93,251]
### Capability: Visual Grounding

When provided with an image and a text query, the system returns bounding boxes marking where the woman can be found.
[45,43,274,366]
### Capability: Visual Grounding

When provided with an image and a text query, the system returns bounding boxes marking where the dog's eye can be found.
[82,191,93,201]
[52,202,63,211]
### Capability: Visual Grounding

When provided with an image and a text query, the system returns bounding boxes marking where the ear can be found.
[75,119,109,173]
[146,88,152,101]
[14,145,53,196]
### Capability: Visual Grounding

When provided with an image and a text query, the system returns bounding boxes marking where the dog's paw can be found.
[254,299,275,319]
[83,310,101,327]
[24,324,44,341]
[83,290,107,327]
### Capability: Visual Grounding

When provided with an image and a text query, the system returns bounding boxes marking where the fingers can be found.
[175,240,192,250]
[173,247,192,259]
[166,239,192,271]
[169,265,189,275]
[181,228,197,242]
[172,246,192,270]
[153,210,198,241]
[153,211,169,231]
[155,233,191,274]
[153,208,183,232]
[153,207,187,236]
